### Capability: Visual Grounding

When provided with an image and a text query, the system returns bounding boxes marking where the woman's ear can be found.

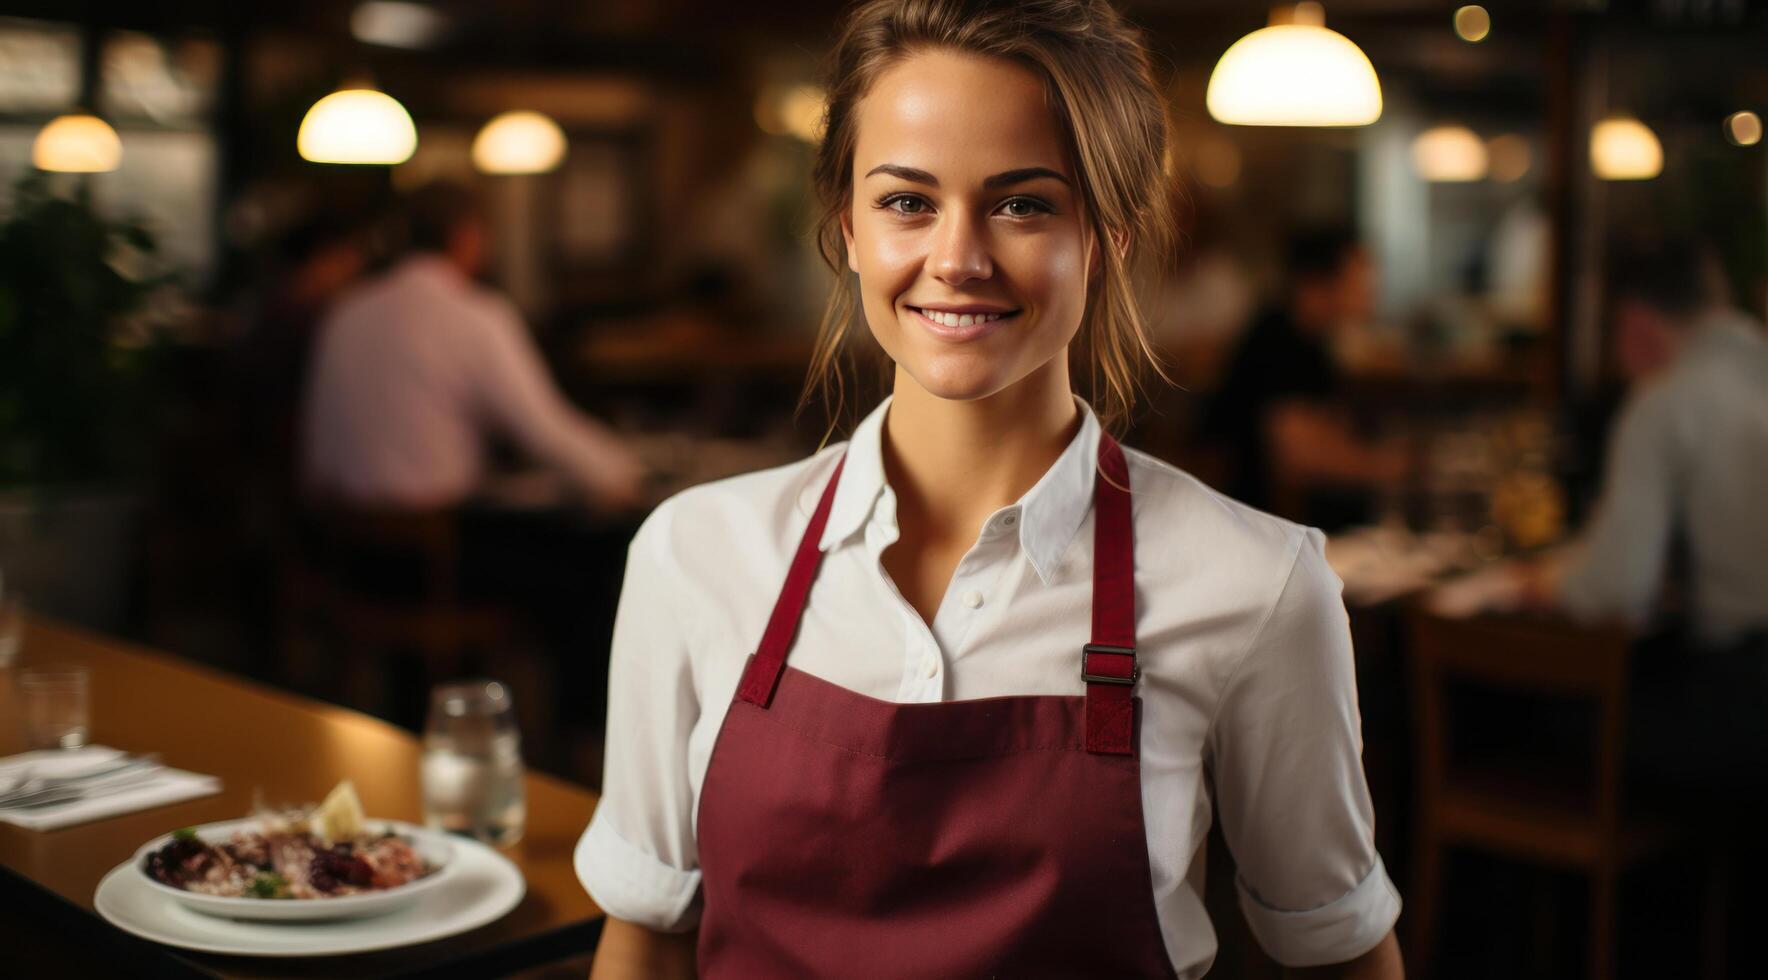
[840,208,858,273]
[1087,226,1131,280]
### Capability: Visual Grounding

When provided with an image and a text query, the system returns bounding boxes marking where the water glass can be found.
[421,679,526,846]
[20,665,91,749]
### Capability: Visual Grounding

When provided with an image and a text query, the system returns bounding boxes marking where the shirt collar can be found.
[817,393,1103,586]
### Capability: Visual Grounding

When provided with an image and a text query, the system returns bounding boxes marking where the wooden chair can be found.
[1404,603,1674,980]
[278,504,553,748]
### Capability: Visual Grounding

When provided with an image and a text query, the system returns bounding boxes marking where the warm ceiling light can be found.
[1206,3,1382,127]
[1414,123,1485,181]
[297,88,417,165]
[1486,133,1531,182]
[472,110,567,174]
[779,85,827,143]
[1590,114,1662,180]
[755,84,827,142]
[1453,6,1491,43]
[32,112,122,172]
[1724,110,1762,147]
[351,2,450,49]
[1411,124,1486,181]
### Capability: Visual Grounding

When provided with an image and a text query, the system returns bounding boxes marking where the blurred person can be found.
[300,180,647,511]
[579,2,1401,978]
[1515,236,1768,973]
[1519,237,1767,652]
[1197,226,1409,530]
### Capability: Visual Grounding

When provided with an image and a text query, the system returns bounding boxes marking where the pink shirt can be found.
[301,254,638,507]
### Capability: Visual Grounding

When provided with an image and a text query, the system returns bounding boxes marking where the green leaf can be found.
[248,872,290,899]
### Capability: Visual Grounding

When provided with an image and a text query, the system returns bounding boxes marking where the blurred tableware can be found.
[96,831,523,956]
[0,586,21,668]
[19,664,91,749]
[0,756,163,809]
[421,679,526,846]
[130,818,456,923]
[0,746,220,831]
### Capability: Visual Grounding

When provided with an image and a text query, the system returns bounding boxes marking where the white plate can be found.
[94,831,525,957]
[129,819,457,922]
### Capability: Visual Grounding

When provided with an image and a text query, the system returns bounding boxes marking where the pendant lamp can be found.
[472,111,568,174]
[1206,3,1382,127]
[297,87,417,165]
[33,112,122,173]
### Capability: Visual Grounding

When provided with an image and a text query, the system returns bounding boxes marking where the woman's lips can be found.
[907,305,1019,342]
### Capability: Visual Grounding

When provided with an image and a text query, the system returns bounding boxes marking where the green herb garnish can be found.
[247,872,290,899]
[172,827,197,841]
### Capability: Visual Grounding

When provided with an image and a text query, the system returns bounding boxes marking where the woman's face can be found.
[841,49,1096,403]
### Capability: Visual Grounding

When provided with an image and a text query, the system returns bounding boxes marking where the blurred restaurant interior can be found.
[0,0,1765,977]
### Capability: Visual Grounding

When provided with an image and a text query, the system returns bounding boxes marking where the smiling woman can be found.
[805,0,1174,437]
[578,3,1403,978]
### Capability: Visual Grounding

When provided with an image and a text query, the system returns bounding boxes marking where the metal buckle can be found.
[1081,643,1139,685]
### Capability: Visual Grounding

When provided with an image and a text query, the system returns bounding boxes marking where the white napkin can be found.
[0,746,222,832]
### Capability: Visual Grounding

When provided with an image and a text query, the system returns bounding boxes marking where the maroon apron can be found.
[695,434,1175,978]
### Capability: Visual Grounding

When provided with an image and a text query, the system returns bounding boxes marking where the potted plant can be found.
[0,168,180,630]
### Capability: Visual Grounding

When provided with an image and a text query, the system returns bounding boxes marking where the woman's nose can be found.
[928,214,992,286]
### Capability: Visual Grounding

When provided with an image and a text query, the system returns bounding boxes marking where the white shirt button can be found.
[1001,512,1018,527]
[962,590,984,609]
[921,654,939,678]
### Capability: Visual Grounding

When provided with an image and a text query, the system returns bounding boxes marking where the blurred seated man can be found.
[1197,226,1408,530]
[1523,237,1768,650]
[300,180,647,511]
[1520,236,1768,806]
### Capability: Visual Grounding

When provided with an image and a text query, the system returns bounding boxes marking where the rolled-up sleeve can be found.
[574,501,705,932]
[1208,526,1401,967]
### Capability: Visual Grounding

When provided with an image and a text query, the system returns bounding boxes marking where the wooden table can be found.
[0,617,605,978]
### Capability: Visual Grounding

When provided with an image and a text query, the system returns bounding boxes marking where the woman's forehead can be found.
[853,49,1070,182]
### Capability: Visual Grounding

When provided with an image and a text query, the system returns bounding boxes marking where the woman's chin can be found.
[899,359,1015,403]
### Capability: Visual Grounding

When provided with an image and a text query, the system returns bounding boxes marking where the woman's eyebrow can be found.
[864,163,938,184]
[982,167,1069,188]
[861,164,1070,188]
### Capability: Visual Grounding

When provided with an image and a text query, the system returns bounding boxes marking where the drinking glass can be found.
[20,665,91,749]
[421,679,526,846]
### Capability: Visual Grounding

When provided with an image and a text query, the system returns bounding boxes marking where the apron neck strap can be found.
[736,433,1141,756]
[737,454,846,708]
[1083,434,1138,755]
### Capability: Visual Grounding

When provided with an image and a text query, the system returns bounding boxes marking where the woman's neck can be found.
[881,360,1081,544]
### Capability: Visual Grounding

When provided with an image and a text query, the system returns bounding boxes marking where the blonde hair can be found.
[801,0,1175,442]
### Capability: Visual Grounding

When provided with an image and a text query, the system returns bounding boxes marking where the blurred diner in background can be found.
[0,1,1764,977]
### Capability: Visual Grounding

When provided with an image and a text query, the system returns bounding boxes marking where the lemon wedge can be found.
[313,779,365,844]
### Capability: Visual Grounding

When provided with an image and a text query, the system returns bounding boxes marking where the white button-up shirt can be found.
[301,254,637,507]
[1557,308,1768,647]
[576,394,1400,974]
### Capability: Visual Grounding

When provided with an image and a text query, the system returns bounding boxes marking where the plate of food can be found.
[131,781,453,922]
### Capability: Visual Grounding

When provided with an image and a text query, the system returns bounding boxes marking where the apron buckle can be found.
[1081,643,1139,685]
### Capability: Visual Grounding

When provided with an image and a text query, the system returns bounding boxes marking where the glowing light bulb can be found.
[33,113,122,172]
[1206,5,1382,127]
[297,88,417,165]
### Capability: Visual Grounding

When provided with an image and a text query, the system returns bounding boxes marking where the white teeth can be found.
[918,308,1007,327]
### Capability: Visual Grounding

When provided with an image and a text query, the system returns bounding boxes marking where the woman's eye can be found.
[998,197,1051,218]
[880,195,929,216]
